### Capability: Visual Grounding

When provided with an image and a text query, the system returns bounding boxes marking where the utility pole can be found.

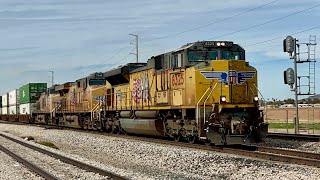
[293,39,299,134]
[49,70,54,87]
[283,35,317,134]
[129,33,138,63]
[283,36,299,134]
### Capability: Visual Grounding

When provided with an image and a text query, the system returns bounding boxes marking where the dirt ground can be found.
[263,108,320,123]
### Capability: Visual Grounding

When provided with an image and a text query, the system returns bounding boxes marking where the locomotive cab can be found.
[146,41,268,145]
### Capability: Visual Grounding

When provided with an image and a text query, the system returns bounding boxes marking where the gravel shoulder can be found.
[251,138,320,153]
[0,150,44,180]
[0,136,111,180]
[1,123,320,180]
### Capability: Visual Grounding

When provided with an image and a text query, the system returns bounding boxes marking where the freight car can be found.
[0,41,268,145]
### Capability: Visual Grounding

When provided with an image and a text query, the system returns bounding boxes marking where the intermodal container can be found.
[1,93,8,107]
[9,90,19,106]
[1,107,7,114]
[19,103,37,114]
[9,105,19,115]
[19,83,47,104]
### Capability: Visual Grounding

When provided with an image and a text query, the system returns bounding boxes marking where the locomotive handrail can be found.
[91,101,101,123]
[196,86,211,128]
[203,83,218,125]
[50,103,61,118]
[253,83,268,121]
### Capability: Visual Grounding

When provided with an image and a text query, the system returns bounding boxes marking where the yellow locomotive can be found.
[34,41,268,145]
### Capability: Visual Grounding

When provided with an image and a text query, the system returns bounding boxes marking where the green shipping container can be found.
[19,83,47,104]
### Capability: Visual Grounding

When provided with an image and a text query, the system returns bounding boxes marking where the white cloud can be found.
[0,0,319,98]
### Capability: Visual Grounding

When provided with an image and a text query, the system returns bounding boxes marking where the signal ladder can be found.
[296,35,317,134]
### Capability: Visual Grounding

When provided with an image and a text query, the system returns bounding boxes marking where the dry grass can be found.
[38,141,59,149]
[263,108,320,124]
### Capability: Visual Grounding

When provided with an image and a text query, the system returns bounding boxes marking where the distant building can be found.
[280,104,294,108]
[298,104,313,108]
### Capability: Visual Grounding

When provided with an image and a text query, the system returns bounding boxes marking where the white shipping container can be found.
[1,107,7,114]
[9,89,19,106]
[9,105,19,115]
[2,93,8,107]
[20,103,37,114]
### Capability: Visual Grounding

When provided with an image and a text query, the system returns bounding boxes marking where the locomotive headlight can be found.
[254,96,259,101]
[216,42,221,46]
[220,42,225,46]
[221,96,226,102]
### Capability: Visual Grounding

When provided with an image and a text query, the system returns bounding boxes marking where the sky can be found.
[0,0,319,100]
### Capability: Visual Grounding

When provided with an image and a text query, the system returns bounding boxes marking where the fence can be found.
[263,107,320,134]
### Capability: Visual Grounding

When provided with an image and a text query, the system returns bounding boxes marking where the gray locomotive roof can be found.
[103,63,146,77]
[103,63,147,85]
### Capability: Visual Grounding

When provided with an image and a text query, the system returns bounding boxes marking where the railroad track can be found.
[0,144,58,180]
[268,132,320,142]
[109,134,320,168]
[1,120,320,168]
[0,132,128,180]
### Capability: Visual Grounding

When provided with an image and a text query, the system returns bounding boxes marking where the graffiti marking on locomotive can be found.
[132,78,142,105]
[171,72,184,87]
[93,96,106,102]
[70,89,76,105]
[200,70,255,85]
[116,90,121,104]
[132,74,151,106]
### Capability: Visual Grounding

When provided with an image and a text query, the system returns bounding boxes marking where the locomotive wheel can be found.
[104,122,112,133]
[173,134,181,142]
[204,139,212,146]
[188,135,197,144]
[112,125,119,134]
[95,121,103,131]
[83,122,89,130]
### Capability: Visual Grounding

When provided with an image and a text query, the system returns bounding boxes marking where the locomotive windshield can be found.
[188,51,218,61]
[222,50,244,60]
[89,79,106,86]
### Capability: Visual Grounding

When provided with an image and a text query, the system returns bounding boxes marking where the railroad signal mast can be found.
[283,35,317,134]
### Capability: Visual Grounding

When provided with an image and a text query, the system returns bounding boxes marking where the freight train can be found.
[0,41,268,145]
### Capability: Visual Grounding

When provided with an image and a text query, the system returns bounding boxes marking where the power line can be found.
[81,45,131,76]
[209,3,320,40]
[245,25,320,47]
[142,0,279,42]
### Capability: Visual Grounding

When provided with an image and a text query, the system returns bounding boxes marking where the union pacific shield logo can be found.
[200,70,256,85]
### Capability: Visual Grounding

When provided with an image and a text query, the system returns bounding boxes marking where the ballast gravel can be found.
[0,150,43,180]
[252,138,320,153]
[0,136,111,180]
[1,123,320,180]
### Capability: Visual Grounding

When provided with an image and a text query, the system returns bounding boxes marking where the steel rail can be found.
[0,144,58,180]
[268,132,320,142]
[96,134,320,168]
[1,120,320,168]
[0,133,128,180]
[254,146,320,160]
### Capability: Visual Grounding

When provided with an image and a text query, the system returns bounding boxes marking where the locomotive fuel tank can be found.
[119,110,164,136]
[120,118,164,136]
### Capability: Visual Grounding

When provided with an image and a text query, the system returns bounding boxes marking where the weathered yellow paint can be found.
[86,59,258,111]
[113,84,130,110]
